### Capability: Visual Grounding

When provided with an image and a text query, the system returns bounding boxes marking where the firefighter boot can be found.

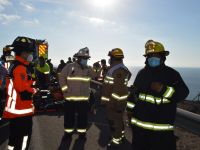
[64,133,72,141]
[78,133,87,141]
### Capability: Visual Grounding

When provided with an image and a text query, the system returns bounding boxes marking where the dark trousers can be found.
[0,89,6,118]
[64,101,89,133]
[132,126,176,150]
[8,116,33,150]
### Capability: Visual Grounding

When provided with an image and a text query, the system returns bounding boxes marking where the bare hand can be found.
[151,82,163,93]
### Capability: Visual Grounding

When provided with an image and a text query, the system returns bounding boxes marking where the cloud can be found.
[0,0,11,11]
[0,13,21,24]
[67,11,115,26]
[23,18,40,25]
[20,2,35,12]
[0,0,11,5]
[81,16,105,25]
[33,0,67,5]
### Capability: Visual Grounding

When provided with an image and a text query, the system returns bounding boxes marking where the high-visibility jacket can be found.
[101,62,131,103]
[35,63,50,87]
[59,62,96,101]
[36,63,50,75]
[3,56,35,119]
[127,65,189,131]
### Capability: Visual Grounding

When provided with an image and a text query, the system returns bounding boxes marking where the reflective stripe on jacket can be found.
[36,63,50,74]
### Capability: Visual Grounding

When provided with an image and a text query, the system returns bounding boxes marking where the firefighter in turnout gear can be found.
[3,36,37,150]
[101,48,132,149]
[59,47,96,140]
[127,40,189,150]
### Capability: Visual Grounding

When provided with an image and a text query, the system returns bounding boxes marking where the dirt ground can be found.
[176,127,200,150]
[178,100,200,114]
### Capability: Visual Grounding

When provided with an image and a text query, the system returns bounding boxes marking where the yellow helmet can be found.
[108,48,124,58]
[144,40,169,57]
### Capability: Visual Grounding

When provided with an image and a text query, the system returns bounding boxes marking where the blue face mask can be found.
[147,57,161,67]
[80,59,88,66]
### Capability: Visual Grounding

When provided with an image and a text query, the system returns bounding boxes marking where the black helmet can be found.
[10,36,36,54]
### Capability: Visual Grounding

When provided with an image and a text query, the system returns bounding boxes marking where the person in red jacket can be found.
[3,36,37,150]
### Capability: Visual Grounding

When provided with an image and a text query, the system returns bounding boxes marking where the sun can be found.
[90,0,115,8]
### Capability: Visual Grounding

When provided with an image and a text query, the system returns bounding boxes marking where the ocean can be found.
[128,67,200,100]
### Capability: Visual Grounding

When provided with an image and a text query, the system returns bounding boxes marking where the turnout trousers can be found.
[132,126,176,150]
[64,101,89,134]
[106,100,127,144]
[7,116,33,150]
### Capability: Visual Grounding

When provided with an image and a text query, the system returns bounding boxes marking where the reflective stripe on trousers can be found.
[65,96,89,101]
[111,93,128,101]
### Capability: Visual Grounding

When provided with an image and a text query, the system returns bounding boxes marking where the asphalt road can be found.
[29,106,133,150]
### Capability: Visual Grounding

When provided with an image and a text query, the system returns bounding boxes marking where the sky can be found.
[0,0,200,67]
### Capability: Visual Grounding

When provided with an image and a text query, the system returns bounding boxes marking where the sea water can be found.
[128,67,200,100]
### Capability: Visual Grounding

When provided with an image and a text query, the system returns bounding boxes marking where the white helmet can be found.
[73,47,90,58]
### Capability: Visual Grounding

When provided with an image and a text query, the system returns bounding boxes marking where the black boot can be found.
[64,133,72,140]
[78,133,87,141]
[107,142,119,150]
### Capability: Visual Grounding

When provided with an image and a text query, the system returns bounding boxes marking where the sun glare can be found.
[90,0,115,8]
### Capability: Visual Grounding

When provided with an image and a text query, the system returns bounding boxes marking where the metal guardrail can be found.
[175,108,200,135]
[91,80,103,86]
[193,92,200,101]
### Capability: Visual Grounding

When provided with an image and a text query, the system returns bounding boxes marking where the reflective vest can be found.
[36,63,50,75]
[3,56,35,119]
[59,62,95,101]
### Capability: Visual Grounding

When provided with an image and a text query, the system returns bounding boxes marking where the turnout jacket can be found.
[127,64,189,131]
[101,62,132,106]
[59,62,96,101]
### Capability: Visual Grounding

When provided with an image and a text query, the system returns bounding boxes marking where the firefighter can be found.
[127,40,189,150]
[2,46,15,69]
[101,48,132,149]
[3,36,37,150]
[97,59,108,82]
[35,56,50,89]
[59,47,96,141]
